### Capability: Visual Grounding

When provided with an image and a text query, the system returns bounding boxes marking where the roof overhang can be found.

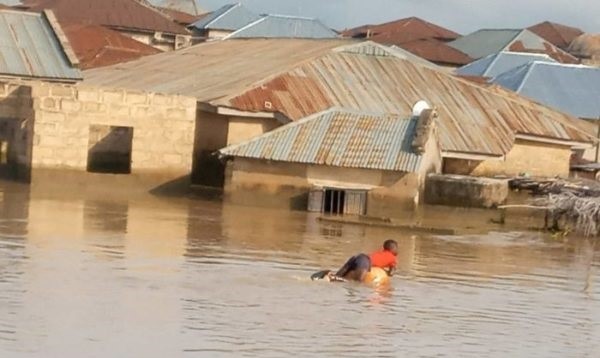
[441,151,504,161]
[198,102,292,123]
[515,133,594,149]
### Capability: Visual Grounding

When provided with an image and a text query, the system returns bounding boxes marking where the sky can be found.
[192,0,600,34]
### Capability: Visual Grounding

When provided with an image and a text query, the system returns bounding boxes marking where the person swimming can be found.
[311,240,398,283]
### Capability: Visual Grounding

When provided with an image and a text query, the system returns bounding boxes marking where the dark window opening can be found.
[309,188,367,216]
[324,189,345,215]
[87,125,133,174]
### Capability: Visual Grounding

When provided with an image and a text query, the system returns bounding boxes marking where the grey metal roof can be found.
[0,9,81,81]
[449,29,521,59]
[219,108,424,172]
[225,14,337,39]
[333,42,439,69]
[456,51,557,78]
[492,62,600,119]
[190,3,259,31]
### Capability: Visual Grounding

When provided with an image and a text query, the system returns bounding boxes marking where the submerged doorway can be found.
[308,187,367,215]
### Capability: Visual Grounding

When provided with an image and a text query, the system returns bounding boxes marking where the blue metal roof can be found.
[492,62,600,120]
[456,51,556,78]
[225,14,338,39]
[219,108,424,172]
[0,10,81,81]
[190,3,259,31]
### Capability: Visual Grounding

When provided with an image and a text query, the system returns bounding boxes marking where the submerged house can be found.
[218,108,441,215]
[84,39,594,192]
[449,29,580,64]
[0,9,196,192]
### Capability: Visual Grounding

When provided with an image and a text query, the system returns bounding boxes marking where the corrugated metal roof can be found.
[449,29,579,64]
[61,22,160,70]
[0,9,81,81]
[396,38,473,65]
[190,3,259,31]
[450,29,521,59]
[84,39,594,157]
[225,14,337,39]
[23,0,189,35]
[528,21,583,50]
[342,17,460,42]
[219,108,424,172]
[221,50,593,156]
[334,42,438,69]
[492,62,600,120]
[84,38,353,101]
[456,51,556,78]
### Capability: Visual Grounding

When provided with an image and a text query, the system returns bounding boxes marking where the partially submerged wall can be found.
[193,110,282,187]
[0,83,35,181]
[444,139,572,178]
[424,174,509,208]
[25,82,197,192]
[224,158,422,215]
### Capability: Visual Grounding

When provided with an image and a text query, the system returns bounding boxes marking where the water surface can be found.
[0,181,598,357]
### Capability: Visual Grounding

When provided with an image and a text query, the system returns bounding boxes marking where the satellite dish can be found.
[412,100,431,117]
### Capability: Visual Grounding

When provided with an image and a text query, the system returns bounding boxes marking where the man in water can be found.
[313,240,398,282]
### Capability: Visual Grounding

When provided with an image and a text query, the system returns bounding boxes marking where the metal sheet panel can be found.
[190,3,259,31]
[227,15,338,39]
[456,51,556,78]
[0,10,80,81]
[220,109,424,172]
[493,62,600,120]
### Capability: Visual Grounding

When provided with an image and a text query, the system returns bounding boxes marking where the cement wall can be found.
[0,80,197,192]
[425,174,509,208]
[226,116,280,146]
[193,110,282,187]
[444,139,573,178]
[224,157,424,216]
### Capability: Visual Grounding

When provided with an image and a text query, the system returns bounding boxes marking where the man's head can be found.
[383,239,398,256]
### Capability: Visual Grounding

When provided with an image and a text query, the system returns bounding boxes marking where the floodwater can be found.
[0,181,599,357]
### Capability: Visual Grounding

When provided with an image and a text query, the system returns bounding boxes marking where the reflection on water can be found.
[0,180,599,357]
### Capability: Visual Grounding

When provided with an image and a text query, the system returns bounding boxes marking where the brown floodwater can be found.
[0,180,599,357]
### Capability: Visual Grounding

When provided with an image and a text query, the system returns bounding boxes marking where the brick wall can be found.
[29,83,197,179]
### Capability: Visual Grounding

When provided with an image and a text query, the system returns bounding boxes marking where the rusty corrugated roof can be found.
[342,17,460,42]
[84,39,593,157]
[395,38,473,65]
[219,108,424,172]
[61,22,161,70]
[157,6,200,26]
[528,21,584,50]
[23,0,189,35]
[220,47,592,156]
[84,38,354,101]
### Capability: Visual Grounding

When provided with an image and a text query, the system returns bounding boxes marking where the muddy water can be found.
[0,181,599,357]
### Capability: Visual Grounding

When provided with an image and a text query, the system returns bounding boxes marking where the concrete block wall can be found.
[444,139,572,178]
[29,83,197,177]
